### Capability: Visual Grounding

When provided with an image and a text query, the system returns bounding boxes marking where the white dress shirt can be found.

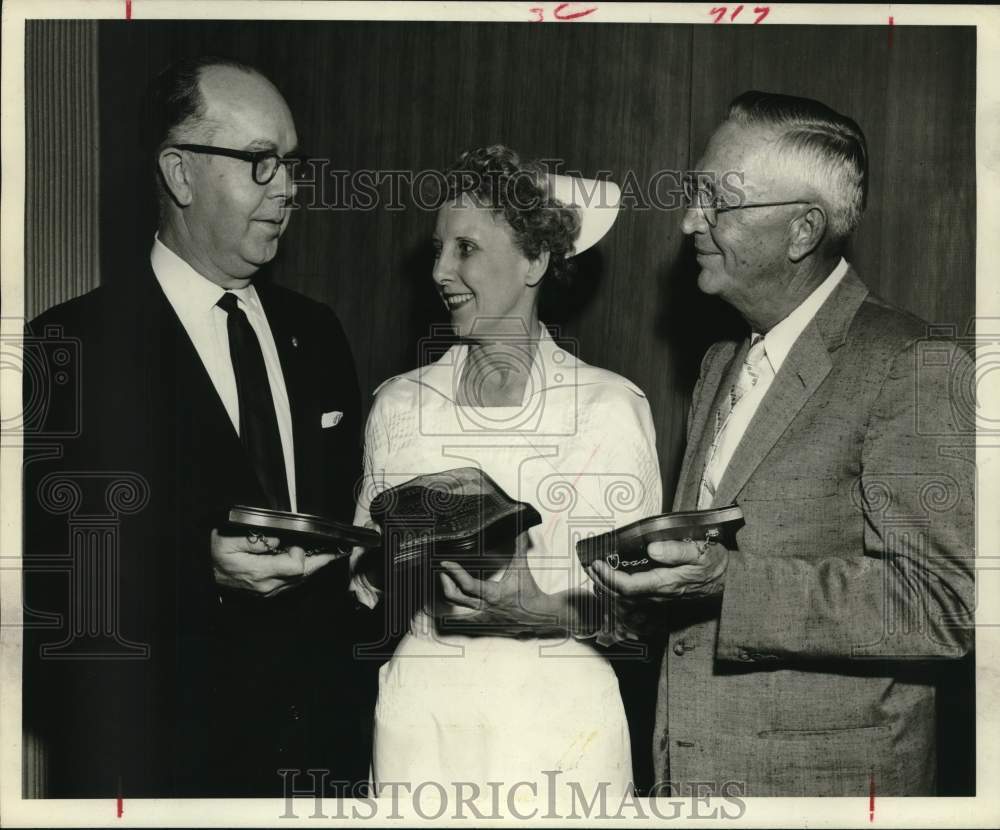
[702,257,849,498]
[150,235,297,510]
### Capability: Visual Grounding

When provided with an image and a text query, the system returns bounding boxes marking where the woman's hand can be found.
[437,556,560,636]
[436,542,595,637]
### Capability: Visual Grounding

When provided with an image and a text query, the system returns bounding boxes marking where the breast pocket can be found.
[739,477,838,501]
[735,477,849,556]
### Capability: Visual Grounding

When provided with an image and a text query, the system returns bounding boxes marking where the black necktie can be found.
[217,291,290,510]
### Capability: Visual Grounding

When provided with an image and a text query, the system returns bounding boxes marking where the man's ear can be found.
[525,249,550,287]
[157,148,194,208]
[788,205,827,262]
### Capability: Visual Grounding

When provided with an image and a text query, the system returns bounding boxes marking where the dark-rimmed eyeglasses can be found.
[171,144,305,185]
[682,175,811,227]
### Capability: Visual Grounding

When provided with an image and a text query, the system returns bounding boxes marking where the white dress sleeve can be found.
[594,386,662,531]
[523,380,662,642]
[349,393,390,609]
[573,384,662,644]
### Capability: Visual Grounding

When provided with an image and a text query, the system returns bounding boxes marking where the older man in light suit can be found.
[590,91,974,796]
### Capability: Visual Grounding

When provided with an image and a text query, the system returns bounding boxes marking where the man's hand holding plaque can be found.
[214,506,382,597]
[580,505,742,601]
[211,529,335,597]
[588,537,730,600]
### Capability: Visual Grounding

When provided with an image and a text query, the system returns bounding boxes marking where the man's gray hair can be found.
[727,90,868,240]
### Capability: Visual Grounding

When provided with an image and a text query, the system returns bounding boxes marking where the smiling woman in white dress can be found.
[350,145,662,802]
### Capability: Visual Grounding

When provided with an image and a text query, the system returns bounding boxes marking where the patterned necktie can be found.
[698,335,768,509]
[217,291,290,510]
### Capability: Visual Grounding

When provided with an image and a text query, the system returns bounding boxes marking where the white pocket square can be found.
[321,411,343,429]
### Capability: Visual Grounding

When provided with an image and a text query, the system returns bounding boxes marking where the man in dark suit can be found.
[23,56,372,797]
[590,92,975,795]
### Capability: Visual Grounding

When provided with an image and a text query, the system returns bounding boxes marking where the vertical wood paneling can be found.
[25,20,100,321]
[21,728,47,798]
[882,26,976,331]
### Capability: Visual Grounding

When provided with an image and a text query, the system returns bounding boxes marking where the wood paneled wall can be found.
[93,20,975,507]
[24,20,100,321]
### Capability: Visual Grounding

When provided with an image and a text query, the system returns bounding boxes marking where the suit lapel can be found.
[712,325,832,506]
[702,266,870,508]
[141,268,241,445]
[131,264,262,505]
[674,340,742,509]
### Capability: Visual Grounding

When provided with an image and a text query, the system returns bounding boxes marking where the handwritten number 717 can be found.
[710,6,770,23]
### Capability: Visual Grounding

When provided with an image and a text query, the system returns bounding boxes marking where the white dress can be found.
[350,327,662,799]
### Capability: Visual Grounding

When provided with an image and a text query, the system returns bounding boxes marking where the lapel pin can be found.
[291,336,299,348]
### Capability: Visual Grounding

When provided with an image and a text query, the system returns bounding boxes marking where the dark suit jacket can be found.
[655,268,975,795]
[22,263,375,797]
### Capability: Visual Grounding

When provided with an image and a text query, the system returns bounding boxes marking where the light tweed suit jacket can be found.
[654,267,975,796]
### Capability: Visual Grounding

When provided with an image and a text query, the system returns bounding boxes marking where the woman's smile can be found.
[442,291,474,310]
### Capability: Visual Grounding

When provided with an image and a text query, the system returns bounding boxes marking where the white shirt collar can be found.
[375,324,582,403]
[759,257,849,374]
[150,234,260,313]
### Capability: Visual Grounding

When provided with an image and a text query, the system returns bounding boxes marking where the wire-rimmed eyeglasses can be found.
[682,175,812,227]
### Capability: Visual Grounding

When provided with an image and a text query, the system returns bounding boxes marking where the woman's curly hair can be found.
[443,145,582,285]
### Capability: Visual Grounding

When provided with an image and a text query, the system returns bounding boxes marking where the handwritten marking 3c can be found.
[529,3,599,22]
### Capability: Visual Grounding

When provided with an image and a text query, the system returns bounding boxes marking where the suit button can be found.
[289,704,302,721]
[673,641,687,656]
[737,649,752,661]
